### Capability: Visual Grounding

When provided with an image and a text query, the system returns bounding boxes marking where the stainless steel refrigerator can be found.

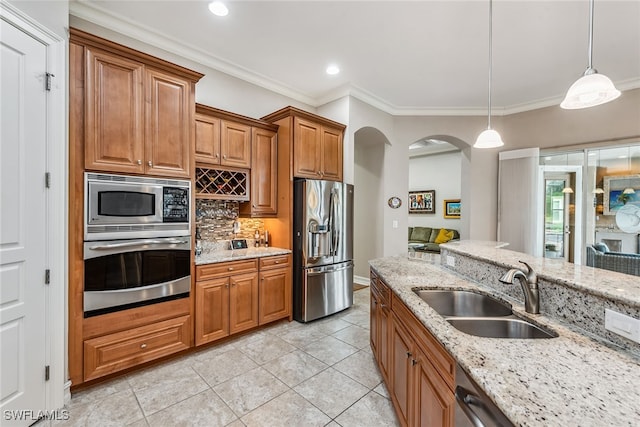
[293,179,354,322]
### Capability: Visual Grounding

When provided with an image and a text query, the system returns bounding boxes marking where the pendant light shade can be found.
[474,0,504,148]
[562,187,574,194]
[623,187,636,195]
[561,0,620,109]
[475,129,504,149]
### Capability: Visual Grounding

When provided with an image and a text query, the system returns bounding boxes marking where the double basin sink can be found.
[414,289,557,339]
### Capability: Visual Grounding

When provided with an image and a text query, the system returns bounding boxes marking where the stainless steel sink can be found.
[414,290,513,317]
[446,318,558,339]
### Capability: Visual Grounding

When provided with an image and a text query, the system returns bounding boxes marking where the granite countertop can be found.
[195,246,291,265]
[442,240,640,306]
[369,255,640,426]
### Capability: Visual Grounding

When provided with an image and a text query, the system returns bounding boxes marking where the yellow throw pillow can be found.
[434,229,454,244]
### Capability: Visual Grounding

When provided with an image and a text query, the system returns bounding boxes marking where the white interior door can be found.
[1,20,48,426]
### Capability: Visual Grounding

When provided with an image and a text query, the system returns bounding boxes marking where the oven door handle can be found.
[88,239,188,250]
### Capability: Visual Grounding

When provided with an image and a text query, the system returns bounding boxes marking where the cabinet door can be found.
[145,68,191,178]
[221,120,251,168]
[370,291,379,356]
[229,272,259,334]
[414,346,455,427]
[195,278,230,345]
[84,47,144,174]
[320,125,343,181]
[379,303,391,384]
[250,127,277,216]
[259,266,291,324]
[293,117,322,178]
[195,112,221,165]
[391,316,414,427]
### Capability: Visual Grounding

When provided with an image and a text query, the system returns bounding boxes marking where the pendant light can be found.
[622,147,636,194]
[474,0,504,148]
[560,0,620,109]
[562,154,574,194]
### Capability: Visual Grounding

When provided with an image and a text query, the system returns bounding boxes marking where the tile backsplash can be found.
[195,199,264,242]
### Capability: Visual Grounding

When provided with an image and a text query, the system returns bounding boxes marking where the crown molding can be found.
[68,1,640,118]
[69,1,317,106]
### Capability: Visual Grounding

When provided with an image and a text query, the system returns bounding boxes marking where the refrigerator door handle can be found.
[306,261,353,276]
[331,190,339,256]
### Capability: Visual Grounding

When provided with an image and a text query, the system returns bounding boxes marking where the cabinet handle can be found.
[140,343,147,349]
[147,160,152,167]
[225,284,229,288]
[252,204,256,208]
[412,359,418,366]
[406,351,412,358]
[137,159,142,165]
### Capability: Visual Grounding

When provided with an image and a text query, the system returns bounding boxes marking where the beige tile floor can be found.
[49,287,400,427]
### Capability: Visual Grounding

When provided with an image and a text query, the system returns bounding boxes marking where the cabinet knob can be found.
[406,351,412,358]
[225,284,229,288]
[137,159,142,165]
[275,260,280,264]
[215,153,219,158]
[147,161,152,167]
[140,343,147,349]
[412,359,418,366]
[228,267,234,271]
[223,155,227,159]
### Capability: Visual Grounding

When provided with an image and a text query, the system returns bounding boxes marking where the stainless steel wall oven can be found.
[83,173,192,317]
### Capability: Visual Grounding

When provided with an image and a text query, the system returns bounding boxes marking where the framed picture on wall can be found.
[408,190,435,214]
[603,175,640,215]
[443,199,461,218]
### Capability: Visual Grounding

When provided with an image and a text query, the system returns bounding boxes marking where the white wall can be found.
[408,151,462,232]
[7,0,68,38]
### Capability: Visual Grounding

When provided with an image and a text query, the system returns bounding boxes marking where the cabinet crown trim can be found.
[261,106,346,130]
[196,104,278,131]
[70,27,204,82]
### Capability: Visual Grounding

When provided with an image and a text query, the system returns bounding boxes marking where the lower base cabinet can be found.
[84,315,191,381]
[196,255,291,346]
[371,269,455,427]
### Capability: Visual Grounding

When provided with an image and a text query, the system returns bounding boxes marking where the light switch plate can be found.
[605,309,640,343]
[392,220,398,229]
[446,255,455,267]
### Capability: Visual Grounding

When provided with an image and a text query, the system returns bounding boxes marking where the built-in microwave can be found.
[85,172,191,241]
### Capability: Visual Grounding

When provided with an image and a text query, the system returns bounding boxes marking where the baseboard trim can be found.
[354,275,369,286]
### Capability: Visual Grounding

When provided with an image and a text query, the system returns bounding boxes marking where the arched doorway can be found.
[353,126,390,284]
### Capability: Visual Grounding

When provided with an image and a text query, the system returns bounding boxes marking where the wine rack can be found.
[195,167,250,201]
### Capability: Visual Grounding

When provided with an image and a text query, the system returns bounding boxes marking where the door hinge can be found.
[45,172,51,188]
[45,269,50,285]
[45,366,50,381]
[45,73,54,91]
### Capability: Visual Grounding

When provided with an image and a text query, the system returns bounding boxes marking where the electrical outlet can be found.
[446,255,455,267]
[605,309,640,344]
[392,220,398,229]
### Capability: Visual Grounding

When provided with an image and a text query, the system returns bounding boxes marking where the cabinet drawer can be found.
[84,315,191,381]
[259,254,291,270]
[372,278,390,306]
[196,259,258,281]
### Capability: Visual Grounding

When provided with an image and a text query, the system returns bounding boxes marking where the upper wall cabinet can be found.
[71,28,203,179]
[262,106,345,182]
[196,104,279,215]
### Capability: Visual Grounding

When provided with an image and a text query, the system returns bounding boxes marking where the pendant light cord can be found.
[587,0,594,71]
[487,0,493,129]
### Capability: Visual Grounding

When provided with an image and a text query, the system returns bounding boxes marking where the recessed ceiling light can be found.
[326,64,340,75]
[618,155,628,159]
[208,1,228,16]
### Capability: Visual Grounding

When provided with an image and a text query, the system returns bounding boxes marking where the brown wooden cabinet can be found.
[243,127,278,216]
[75,29,201,178]
[195,259,259,346]
[262,106,346,183]
[370,268,456,427]
[258,255,292,324]
[370,272,390,384]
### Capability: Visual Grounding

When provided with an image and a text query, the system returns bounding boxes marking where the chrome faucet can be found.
[499,261,540,314]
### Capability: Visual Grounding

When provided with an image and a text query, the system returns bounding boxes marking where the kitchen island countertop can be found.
[370,250,640,427]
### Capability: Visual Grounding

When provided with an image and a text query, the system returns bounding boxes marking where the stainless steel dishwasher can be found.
[455,364,515,427]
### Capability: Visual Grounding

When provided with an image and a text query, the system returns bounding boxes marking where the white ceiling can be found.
[70,0,640,115]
